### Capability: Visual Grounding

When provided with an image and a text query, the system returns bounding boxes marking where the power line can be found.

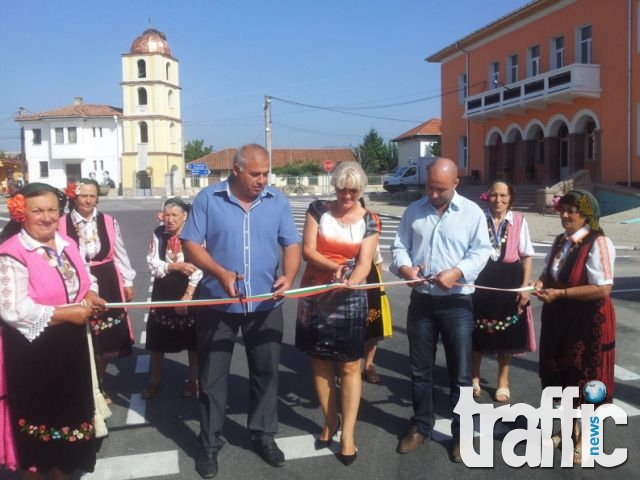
[269,96,420,123]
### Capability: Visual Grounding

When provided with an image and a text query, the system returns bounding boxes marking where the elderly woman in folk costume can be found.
[0,183,107,479]
[59,178,136,404]
[471,180,536,403]
[141,198,202,400]
[533,189,616,465]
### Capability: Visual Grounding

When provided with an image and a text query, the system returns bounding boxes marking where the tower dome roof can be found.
[130,28,171,56]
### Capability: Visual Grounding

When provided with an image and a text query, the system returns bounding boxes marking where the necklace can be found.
[39,247,75,282]
[74,217,99,260]
[166,234,182,262]
[487,215,508,261]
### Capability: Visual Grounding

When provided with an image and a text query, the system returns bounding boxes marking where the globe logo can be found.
[583,380,607,403]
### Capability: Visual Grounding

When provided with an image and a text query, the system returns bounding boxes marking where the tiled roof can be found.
[16,104,123,121]
[194,147,357,171]
[392,118,441,142]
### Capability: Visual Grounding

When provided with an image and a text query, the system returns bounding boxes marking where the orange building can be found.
[427,0,639,187]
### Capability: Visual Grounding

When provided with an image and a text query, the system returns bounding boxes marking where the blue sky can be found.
[0,0,529,153]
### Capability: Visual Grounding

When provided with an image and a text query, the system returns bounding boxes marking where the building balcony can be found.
[465,63,601,120]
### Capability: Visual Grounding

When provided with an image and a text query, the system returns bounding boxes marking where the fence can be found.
[182,174,386,197]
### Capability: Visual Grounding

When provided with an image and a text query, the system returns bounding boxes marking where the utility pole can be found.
[17,106,26,180]
[264,95,272,184]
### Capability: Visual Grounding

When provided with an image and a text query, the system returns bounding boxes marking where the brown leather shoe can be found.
[450,439,462,463]
[397,425,426,454]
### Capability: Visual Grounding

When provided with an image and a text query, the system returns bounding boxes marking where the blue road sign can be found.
[187,163,207,170]
[191,168,210,176]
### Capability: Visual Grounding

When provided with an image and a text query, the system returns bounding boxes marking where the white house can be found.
[391,118,441,168]
[16,97,122,189]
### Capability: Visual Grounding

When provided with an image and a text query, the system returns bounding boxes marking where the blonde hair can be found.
[330,161,368,192]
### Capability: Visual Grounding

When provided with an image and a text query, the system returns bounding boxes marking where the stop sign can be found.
[323,160,335,172]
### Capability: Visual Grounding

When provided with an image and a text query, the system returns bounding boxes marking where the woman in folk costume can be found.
[0,183,106,479]
[471,180,536,402]
[533,189,616,465]
[59,179,136,404]
[141,198,202,399]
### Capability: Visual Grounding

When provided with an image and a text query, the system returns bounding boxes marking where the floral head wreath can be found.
[6,194,26,223]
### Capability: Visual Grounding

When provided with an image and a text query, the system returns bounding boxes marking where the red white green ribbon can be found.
[106,280,536,309]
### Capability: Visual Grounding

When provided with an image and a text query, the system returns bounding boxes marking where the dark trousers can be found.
[406,291,473,440]
[196,306,283,452]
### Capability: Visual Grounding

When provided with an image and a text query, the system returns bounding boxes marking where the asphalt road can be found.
[1,196,639,480]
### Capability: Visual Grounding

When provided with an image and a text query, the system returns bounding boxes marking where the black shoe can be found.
[314,417,341,450]
[337,451,357,466]
[252,441,285,467]
[195,451,218,478]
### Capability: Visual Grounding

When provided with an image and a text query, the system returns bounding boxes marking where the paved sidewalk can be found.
[365,195,640,254]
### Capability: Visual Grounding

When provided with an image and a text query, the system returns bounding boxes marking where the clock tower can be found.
[121,28,183,195]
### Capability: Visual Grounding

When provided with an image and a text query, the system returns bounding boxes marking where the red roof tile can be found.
[16,104,122,121]
[194,147,357,171]
[392,118,441,142]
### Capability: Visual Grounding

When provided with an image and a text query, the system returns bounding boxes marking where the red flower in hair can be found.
[7,194,26,222]
[65,183,78,200]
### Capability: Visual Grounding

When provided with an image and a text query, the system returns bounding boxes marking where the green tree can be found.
[184,139,213,163]
[381,141,398,173]
[273,161,322,176]
[353,128,397,173]
[430,139,441,157]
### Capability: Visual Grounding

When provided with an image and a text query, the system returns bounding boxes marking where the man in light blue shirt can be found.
[391,157,491,462]
[182,144,301,478]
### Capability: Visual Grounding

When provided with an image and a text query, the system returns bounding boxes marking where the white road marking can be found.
[126,393,147,425]
[276,430,341,459]
[82,450,179,479]
[135,354,150,374]
[140,331,146,345]
[143,312,149,323]
[613,398,640,416]
[615,365,640,381]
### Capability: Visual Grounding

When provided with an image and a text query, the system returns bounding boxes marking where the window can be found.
[137,59,146,78]
[507,54,518,83]
[138,88,148,106]
[458,73,467,104]
[528,45,541,76]
[168,90,174,108]
[68,127,77,144]
[39,161,49,177]
[552,36,565,69]
[489,62,500,88]
[55,127,64,144]
[166,62,171,80]
[579,25,592,63]
[32,129,42,145]
[459,136,468,169]
[139,122,148,143]
[170,122,176,144]
[92,127,103,138]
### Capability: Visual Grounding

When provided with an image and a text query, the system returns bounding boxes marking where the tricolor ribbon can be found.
[106,280,536,309]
